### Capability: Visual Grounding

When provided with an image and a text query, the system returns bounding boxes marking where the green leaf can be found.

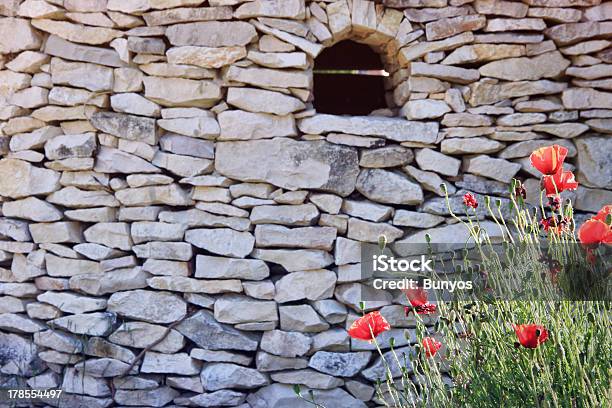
[359,301,366,311]
[378,235,387,251]
[292,384,301,395]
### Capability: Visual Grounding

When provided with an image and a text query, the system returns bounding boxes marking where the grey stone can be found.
[108,290,187,324]
[356,168,423,205]
[216,139,359,196]
[308,351,372,377]
[200,363,270,391]
[176,310,259,351]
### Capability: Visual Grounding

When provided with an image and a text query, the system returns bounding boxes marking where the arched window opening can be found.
[313,41,389,116]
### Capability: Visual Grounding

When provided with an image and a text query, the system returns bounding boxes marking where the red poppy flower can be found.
[463,192,478,209]
[422,337,442,357]
[347,311,391,342]
[513,324,549,349]
[541,169,578,197]
[402,287,437,315]
[530,145,568,175]
[593,205,612,224]
[578,219,612,245]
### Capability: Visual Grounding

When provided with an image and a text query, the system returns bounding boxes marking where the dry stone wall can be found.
[0,0,611,407]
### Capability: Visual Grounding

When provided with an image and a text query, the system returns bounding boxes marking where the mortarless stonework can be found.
[0,0,611,406]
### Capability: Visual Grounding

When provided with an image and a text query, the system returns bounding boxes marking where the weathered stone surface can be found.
[248,383,366,408]
[177,310,259,351]
[474,0,528,18]
[167,46,246,69]
[166,21,257,47]
[0,18,41,53]
[356,168,423,205]
[216,139,358,197]
[44,35,125,67]
[227,87,305,115]
[426,15,486,41]
[562,88,612,109]
[443,44,525,65]
[196,255,269,280]
[275,269,336,303]
[186,228,254,258]
[441,137,505,155]
[143,76,222,108]
[218,110,296,140]
[114,387,179,408]
[0,159,60,199]
[108,290,187,324]
[32,19,122,45]
[215,294,277,324]
[116,184,194,207]
[469,80,567,106]
[255,225,336,250]
[309,351,372,377]
[299,114,438,144]
[109,321,185,353]
[545,21,612,46]
[201,363,270,391]
[2,197,62,222]
[279,304,329,332]
[479,51,570,81]
[91,112,158,145]
[50,58,113,92]
[463,155,522,183]
[575,136,612,189]
[252,249,333,272]
[50,312,115,336]
[143,6,233,26]
[403,100,451,120]
[399,32,474,64]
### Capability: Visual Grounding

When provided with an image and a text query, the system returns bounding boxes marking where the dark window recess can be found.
[313,41,388,116]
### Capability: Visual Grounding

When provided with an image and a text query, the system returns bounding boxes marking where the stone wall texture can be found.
[0,0,611,406]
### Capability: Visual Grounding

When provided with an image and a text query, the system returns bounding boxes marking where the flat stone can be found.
[473,0,528,18]
[403,99,451,120]
[485,17,546,32]
[247,51,308,69]
[157,117,220,139]
[31,19,122,45]
[201,363,269,391]
[227,87,305,115]
[443,44,525,65]
[116,184,194,206]
[191,390,246,406]
[44,133,96,160]
[109,321,185,353]
[108,290,187,324]
[0,159,60,199]
[83,222,132,251]
[37,291,105,314]
[464,155,522,183]
[69,267,149,296]
[143,6,233,26]
[426,15,486,41]
[218,110,296,140]
[45,253,101,277]
[347,218,403,244]
[216,139,358,196]
[279,304,329,332]
[50,58,113,92]
[2,197,62,222]
[177,310,259,351]
[356,168,423,205]
[214,294,277,324]
[114,388,179,408]
[166,21,257,46]
[562,88,612,109]
[147,276,242,294]
[0,18,41,53]
[167,45,246,68]
[225,65,311,89]
[247,384,366,408]
[575,136,612,189]
[545,21,612,46]
[260,330,311,358]
[142,351,201,375]
[393,210,445,228]
[143,76,222,108]
[235,0,304,19]
[185,228,254,258]
[91,111,158,145]
[309,351,372,377]
[299,114,438,144]
[44,35,125,67]
[479,51,570,81]
[49,312,115,336]
[62,367,110,397]
[252,249,333,272]
[255,225,336,251]
[469,80,567,106]
[414,148,461,177]
[411,62,480,85]
[441,137,505,154]
[94,147,160,174]
[275,270,336,303]
[399,32,474,64]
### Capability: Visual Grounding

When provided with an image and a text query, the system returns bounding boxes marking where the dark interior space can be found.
[313,41,388,116]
